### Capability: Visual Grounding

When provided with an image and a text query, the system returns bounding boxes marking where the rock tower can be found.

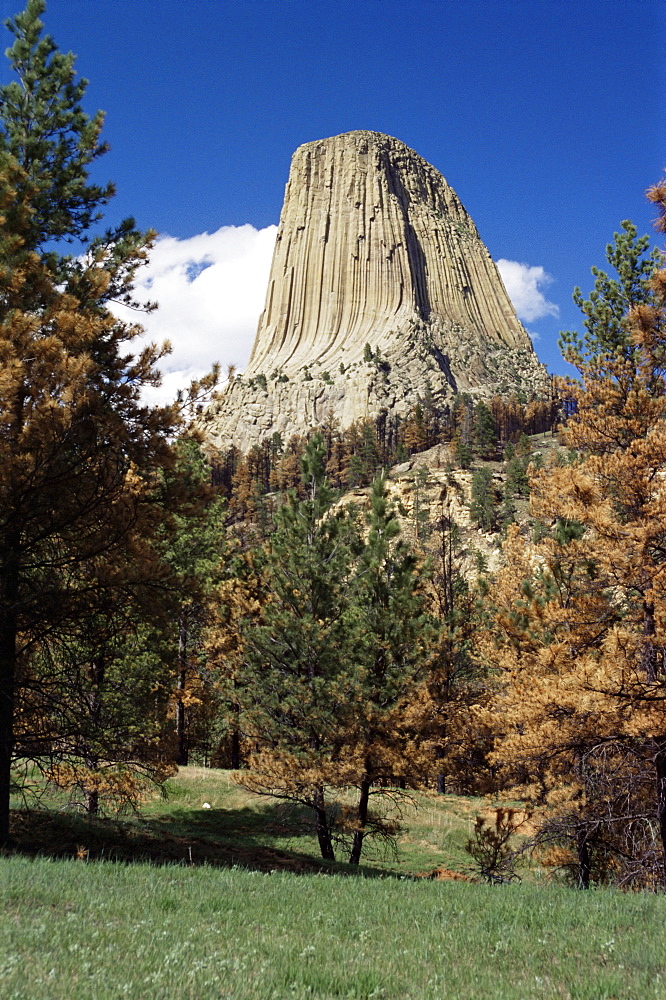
[203,131,548,452]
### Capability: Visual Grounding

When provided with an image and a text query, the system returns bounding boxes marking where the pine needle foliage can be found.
[484,191,666,889]
[227,442,436,864]
[235,435,360,860]
[345,475,432,864]
[0,2,184,841]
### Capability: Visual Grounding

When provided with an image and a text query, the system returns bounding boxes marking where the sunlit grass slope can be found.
[10,767,491,877]
[143,767,488,877]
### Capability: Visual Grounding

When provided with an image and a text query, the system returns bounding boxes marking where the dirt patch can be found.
[417,866,472,882]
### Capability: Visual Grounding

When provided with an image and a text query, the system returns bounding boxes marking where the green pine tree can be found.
[424,501,486,794]
[473,401,498,459]
[558,220,660,366]
[237,435,359,860]
[1,0,154,307]
[345,420,381,487]
[33,613,176,815]
[346,476,432,864]
[412,464,432,543]
[161,440,227,767]
[504,455,530,499]
[470,468,497,532]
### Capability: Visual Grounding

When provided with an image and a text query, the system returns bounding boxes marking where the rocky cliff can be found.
[203,131,549,452]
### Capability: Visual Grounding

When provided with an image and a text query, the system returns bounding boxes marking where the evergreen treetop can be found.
[1,0,154,310]
[558,220,661,366]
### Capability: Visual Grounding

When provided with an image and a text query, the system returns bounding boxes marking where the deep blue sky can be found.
[2,0,664,380]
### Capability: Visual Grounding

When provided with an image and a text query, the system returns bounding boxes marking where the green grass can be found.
[1,856,664,1000]
[145,770,488,877]
[3,768,665,999]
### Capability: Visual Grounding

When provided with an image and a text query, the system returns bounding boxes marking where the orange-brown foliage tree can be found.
[484,194,666,888]
[0,3,207,835]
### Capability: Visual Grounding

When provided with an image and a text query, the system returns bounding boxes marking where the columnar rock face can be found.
[203,131,549,453]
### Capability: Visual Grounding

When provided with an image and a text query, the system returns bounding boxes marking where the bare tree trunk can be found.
[435,745,446,794]
[655,741,666,888]
[85,788,99,815]
[576,827,591,889]
[0,532,20,846]
[349,773,371,865]
[230,694,241,769]
[642,604,666,883]
[313,785,335,861]
[230,725,241,770]
[176,611,188,766]
[84,657,105,815]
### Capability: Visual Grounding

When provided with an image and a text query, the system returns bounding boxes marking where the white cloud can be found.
[111,224,277,404]
[496,259,559,324]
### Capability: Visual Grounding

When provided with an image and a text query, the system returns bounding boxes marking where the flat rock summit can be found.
[203,131,549,452]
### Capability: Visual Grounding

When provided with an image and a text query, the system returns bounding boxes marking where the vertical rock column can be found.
[203,131,547,453]
[246,130,531,376]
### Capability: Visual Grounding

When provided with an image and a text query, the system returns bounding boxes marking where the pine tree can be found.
[413,498,489,795]
[473,401,497,459]
[31,612,176,815]
[0,3,179,843]
[343,420,381,487]
[558,219,660,366]
[235,435,359,860]
[470,468,496,532]
[453,397,474,468]
[345,476,431,864]
[161,440,227,767]
[411,464,432,543]
[503,452,530,500]
[485,196,666,887]
[402,404,428,455]
[1,0,156,304]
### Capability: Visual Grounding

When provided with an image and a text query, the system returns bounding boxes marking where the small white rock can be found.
[202,802,212,809]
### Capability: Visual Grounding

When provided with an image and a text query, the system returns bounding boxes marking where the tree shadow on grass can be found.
[7,803,399,879]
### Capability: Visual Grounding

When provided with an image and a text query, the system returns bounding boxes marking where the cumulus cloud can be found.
[495,259,559,324]
[111,224,277,405]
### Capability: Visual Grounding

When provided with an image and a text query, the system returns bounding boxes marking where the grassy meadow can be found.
[1,768,664,1000]
[8,767,499,877]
